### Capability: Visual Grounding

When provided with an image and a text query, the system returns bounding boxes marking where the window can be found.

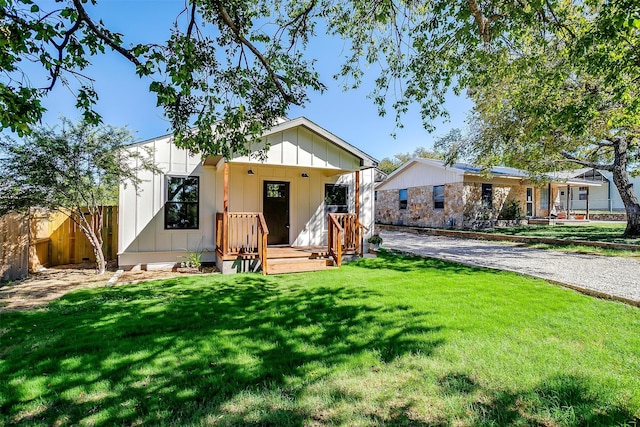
[165,176,199,229]
[540,187,549,209]
[399,189,408,210]
[325,184,348,213]
[481,184,493,209]
[374,190,378,202]
[578,186,588,200]
[266,182,288,199]
[526,187,534,217]
[433,185,445,209]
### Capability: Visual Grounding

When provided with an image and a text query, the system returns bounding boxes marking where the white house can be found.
[118,117,378,274]
[559,168,640,212]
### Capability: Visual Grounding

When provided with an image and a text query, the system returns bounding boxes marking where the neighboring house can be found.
[118,117,378,274]
[375,158,601,228]
[555,168,640,212]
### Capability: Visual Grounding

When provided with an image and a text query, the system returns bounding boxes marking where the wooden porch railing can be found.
[215,212,269,275]
[328,213,344,267]
[327,213,364,266]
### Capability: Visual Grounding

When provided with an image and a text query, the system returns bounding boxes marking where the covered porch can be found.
[537,178,603,222]
[215,211,365,274]
[206,117,377,274]
[210,161,373,274]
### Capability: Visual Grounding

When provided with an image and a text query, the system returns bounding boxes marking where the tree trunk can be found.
[611,138,640,237]
[85,227,106,275]
[93,242,107,275]
[74,210,107,274]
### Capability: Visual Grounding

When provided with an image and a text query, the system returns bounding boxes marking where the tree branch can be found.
[47,18,83,90]
[468,0,492,43]
[72,0,142,67]
[214,0,296,104]
[186,0,197,39]
[560,151,614,171]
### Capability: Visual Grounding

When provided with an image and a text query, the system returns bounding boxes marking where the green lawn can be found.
[2,253,639,426]
[489,222,639,245]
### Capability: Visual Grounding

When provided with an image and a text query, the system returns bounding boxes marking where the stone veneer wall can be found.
[461,181,529,228]
[375,182,465,228]
[376,180,533,229]
[588,213,627,221]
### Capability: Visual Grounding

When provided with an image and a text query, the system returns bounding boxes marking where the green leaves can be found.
[0,117,157,216]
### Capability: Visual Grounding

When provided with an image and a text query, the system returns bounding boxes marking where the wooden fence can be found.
[0,213,30,282]
[1,207,118,281]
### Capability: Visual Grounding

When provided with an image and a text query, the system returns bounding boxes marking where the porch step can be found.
[265,258,336,275]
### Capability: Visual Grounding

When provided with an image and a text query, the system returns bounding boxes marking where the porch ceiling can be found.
[224,161,359,177]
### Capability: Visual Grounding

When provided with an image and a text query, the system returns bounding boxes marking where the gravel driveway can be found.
[381,230,640,304]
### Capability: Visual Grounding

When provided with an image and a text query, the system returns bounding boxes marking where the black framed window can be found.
[481,184,493,209]
[325,184,348,213]
[433,185,445,209]
[399,189,408,210]
[165,176,199,229]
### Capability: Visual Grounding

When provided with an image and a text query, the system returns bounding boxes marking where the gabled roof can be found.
[134,116,378,169]
[378,158,603,189]
[383,158,528,184]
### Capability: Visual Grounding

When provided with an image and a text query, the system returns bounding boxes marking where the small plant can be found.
[178,239,204,269]
[180,251,202,269]
[368,234,383,245]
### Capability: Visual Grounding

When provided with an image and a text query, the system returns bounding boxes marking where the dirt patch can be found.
[0,263,217,312]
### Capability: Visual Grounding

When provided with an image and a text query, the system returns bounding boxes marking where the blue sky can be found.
[31,0,472,161]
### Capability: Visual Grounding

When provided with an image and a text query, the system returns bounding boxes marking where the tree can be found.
[0,0,324,158]
[0,118,158,274]
[378,146,444,175]
[433,0,640,236]
[3,0,639,234]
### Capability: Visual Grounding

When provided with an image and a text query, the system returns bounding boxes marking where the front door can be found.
[263,181,289,245]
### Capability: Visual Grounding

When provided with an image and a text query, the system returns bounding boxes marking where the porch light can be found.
[301,171,309,178]
[247,168,255,175]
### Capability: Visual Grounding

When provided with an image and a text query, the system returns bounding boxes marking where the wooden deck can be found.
[264,246,336,274]
[217,245,358,274]
[266,246,329,259]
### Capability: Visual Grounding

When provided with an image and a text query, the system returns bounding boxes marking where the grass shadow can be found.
[1,272,444,426]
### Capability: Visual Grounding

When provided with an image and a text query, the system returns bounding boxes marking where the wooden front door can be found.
[263,181,290,245]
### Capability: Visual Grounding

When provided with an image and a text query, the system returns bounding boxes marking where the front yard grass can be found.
[489,222,638,245]
[1,252,639,426]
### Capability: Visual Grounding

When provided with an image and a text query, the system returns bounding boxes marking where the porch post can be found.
[222,162,229,255]
[547,183,551,217]
[355,170,361,255]
[586,186,590,220]
[566,184,571,218]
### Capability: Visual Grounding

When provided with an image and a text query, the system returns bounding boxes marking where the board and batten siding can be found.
[118,136,217,267]
[376,161,464,191]
[233,126,361,171]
